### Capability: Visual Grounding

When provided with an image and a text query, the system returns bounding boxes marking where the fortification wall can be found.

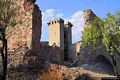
[5,0,44,68]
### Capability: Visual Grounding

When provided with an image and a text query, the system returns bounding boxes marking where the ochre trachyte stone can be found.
[6,0,39,49]
[6,0,45,69]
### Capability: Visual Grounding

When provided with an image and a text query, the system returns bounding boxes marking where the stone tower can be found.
[64,22,73,60]
[64,22,73,47]
[47,18,64,49]
[48,19,73,61]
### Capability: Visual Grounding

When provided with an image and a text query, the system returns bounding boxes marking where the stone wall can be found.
[83,9,96,28]
[70,9,100,66]
[32,4,42,50]
[6,0,43,67]
[6,0,64,71]
[41,45,64,64]
[6,0,33,49]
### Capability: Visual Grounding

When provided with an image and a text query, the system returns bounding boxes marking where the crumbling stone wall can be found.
[6,0,43,67]
[6,0,39,50]
[83,9,96,28]
[5,0,64,72]
[32,4,42,50]
[72,9,99,66]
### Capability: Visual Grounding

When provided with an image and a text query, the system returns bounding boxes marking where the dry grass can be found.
[39,64,63,80]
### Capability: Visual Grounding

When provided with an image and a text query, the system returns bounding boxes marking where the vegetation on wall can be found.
[82,16,104,51]
[82,11,120,76]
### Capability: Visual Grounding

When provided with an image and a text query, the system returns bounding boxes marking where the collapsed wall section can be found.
[6,0,43,67]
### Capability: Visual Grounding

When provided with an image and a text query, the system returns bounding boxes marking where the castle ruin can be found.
[47,19,73,61]
[0,0,119,79]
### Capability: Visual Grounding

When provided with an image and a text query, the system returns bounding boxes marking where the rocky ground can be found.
[6,49,116,80]
[59,64,115,80]
[79,56,114,75]
[7,62,115,80]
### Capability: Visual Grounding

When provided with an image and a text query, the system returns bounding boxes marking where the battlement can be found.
[47,18,64,25]
[65,22,73,28]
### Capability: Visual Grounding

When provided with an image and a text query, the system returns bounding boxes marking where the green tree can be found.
[82,16,104,52]
[82,11,120,76]
[0,0,16,80]
[102,13,120,76]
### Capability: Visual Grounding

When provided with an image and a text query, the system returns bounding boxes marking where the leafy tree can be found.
[0,0,16,80]
[102,13,120,76]
[102,13,120,53]
[82,11,120,76]
[82,16,104,52]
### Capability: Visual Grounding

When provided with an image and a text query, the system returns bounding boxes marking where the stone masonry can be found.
[83,9,96,28]
[47,19,73,61]
[6,0,45,69]
[72,9,115,74]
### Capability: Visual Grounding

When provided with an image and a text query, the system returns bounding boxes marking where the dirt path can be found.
[79,68,116,79]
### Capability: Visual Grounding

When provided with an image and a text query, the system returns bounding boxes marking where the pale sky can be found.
[36,0,120,43]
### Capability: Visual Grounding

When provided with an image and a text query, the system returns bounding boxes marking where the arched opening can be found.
[96,55,114,75]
